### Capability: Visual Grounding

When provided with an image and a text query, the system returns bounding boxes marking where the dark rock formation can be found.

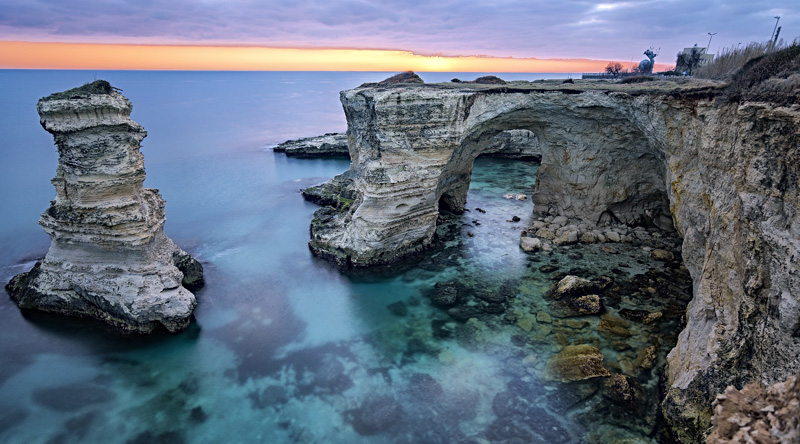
[5,80,203,334]
[273,132,349,158]
[376,71,424,86]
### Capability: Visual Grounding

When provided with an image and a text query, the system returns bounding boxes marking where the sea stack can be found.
[5,80,203,334]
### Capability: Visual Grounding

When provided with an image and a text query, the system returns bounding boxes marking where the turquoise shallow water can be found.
[0,71,690,443]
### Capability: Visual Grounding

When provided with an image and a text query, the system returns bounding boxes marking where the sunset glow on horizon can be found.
[0,41,675,73]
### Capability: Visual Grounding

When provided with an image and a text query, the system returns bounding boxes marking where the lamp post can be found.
[771,16,781,41]
[706,32,717,54]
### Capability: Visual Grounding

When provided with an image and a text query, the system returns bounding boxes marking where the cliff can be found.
[307,76,799,441]
[5,81,204,334]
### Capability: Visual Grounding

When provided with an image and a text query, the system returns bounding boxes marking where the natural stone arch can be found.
[436,99,673,230]
[310,81,800,443]
[311,87,676,267]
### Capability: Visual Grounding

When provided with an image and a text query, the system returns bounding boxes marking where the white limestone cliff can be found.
[307,77,799,441]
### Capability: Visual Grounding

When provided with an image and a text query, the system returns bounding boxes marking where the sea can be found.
[0,70,691,443]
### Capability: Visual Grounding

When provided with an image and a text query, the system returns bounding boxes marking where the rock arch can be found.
[310,87,675,267]
[308,82,800,442]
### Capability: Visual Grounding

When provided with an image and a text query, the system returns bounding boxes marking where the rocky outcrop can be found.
[706,374,799,444]
[481,129,541,160]
[273,132,349,157]
[277,129,539,159]
[5,81,203,334]
[306,75,800,441]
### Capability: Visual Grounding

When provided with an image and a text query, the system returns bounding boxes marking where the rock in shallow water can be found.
[348,395,404,436]
[545,344,610,382]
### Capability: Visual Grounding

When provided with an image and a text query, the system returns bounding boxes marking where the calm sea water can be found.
[0,70,687,444]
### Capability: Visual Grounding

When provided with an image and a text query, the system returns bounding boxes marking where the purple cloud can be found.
[0,0,796,63]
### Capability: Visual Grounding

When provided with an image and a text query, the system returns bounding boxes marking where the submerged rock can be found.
[430,282,460,306]
[603,374,639,403]
[545,344,610,382]
[348,395,403,436]
[551,275,597,300]
[6,81,203,334]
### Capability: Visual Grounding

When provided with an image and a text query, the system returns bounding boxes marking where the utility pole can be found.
[706,32,717,54]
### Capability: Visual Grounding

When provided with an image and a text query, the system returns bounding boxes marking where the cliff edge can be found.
[5,81,204,334]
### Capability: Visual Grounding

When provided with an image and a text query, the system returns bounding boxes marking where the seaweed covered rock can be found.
[545,344,610,382]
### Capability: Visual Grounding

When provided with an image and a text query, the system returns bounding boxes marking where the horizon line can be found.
[0,41,675,73]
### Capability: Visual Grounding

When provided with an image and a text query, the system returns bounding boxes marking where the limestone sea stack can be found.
[5,80,203,334]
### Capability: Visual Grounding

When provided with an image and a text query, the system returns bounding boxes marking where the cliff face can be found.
[5,81,203,334]
[309,80,800,441]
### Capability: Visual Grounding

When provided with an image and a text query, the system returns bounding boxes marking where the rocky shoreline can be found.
[302,69,800,442]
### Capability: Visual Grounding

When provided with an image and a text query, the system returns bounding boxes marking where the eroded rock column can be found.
[6,81,203,334]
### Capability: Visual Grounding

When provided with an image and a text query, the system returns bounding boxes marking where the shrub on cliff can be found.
[694,41,771,80]
[44,80,116,100]
[726,42,800,104]
[377,71,424,85]
[619,75,654,84]
[473,75,506,84]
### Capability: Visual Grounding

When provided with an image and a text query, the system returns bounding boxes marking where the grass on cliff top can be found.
[694,40,800,104]
[43,80,118,100]
[424,77,725,97]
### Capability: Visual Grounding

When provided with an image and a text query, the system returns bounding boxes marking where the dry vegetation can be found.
[695,41,773,80]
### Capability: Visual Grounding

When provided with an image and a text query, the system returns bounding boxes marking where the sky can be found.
[0,0,796,71]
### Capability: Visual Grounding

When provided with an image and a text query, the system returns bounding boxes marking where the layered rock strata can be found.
[273,132,349,157]
[5,81,203,334]
[278,128,540,160]
[308,76,799,441]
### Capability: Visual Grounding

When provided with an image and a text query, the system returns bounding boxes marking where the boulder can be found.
[545,344,611,382]
[519,236,542,252]
[605,231,621,242]
[603,374,639,403]
[430,282,459,306]
[651,249,676,262]
[551,276,596,300]
[535,228,556,240]
[553,230,579,245]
